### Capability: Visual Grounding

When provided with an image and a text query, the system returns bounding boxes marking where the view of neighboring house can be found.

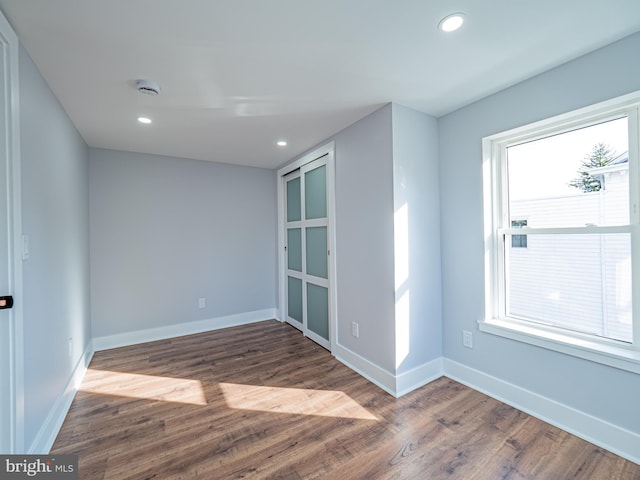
[508,152,631,342]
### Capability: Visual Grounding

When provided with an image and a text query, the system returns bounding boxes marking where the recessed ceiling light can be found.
[438,13,465,32]
[276,140,288,147]
[137,116,152,124]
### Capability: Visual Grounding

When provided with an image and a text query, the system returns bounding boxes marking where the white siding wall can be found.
[509,168,631,341]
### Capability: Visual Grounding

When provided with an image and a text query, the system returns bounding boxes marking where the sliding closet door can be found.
[283,154,331,350]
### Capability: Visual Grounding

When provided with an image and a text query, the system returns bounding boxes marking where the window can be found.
[482,92,640,373]
[511,220,527,248]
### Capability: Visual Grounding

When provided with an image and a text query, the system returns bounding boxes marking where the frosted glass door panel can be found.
[287,228,302,272]
[286,177,301,222]
[305,227,327,279]
[305,165,327,219]
[287,276,303,323]
[307,284,329,340]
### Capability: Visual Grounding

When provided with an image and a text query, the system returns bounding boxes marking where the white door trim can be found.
[0,7,24,454]
[277,142,337,351]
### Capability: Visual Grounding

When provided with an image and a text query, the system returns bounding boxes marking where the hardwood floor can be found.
[51,320,639,479]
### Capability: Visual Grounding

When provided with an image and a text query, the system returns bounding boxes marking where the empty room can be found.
[0,1,639,478]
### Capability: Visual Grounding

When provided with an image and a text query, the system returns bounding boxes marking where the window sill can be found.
[479,318,640,375]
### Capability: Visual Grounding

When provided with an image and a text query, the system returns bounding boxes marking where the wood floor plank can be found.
[51,320,640,479]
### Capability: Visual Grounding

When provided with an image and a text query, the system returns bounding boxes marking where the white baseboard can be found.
[396,357,444,397]
[333,343,444,398]
[28,342,94,454]
[443,358,640,465]
[93,309,277,351]
[333,343,398,396]
[28,309,275,454]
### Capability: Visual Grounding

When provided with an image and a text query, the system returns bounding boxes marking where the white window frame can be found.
[481,91,640,374]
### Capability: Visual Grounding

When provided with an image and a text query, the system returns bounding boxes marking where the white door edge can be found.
[0,6,24,454]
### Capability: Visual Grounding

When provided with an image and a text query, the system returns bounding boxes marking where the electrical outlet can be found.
[463,330,473,349]
[198,297,206,309]
[351,322,359,338]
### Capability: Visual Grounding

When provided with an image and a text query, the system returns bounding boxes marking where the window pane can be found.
[507,117,629,228]
[306,226,328,279]
[506,233,632,343]
[511,220,527,248]
[307,283,329,340]
[305,164,327,219]
[286,177,301,222]
[287,228,302,272]
[287,276,303,323]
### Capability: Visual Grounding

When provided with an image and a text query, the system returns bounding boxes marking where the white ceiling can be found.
[0,1,639,169]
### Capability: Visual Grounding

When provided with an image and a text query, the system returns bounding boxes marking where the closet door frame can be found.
[277,142,336,351]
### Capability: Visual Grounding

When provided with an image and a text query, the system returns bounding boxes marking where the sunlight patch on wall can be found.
[79,369,207,405]
[395,289,410,368]
[219,383,378,420]
[394,202,411,367]
[394,203,410,291]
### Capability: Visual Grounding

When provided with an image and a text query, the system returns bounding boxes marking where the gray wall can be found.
[392,104,442,373]
[439,32,640,434]
[19,46,91,449]
[333,104,397,373]
[314,103,441,377]
[89,149,277,338]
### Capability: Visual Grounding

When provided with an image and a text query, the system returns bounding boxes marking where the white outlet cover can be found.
[351,322,359,338]
[463,330,473,348]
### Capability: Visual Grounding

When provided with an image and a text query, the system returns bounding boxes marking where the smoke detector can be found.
[135,79,161,96]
